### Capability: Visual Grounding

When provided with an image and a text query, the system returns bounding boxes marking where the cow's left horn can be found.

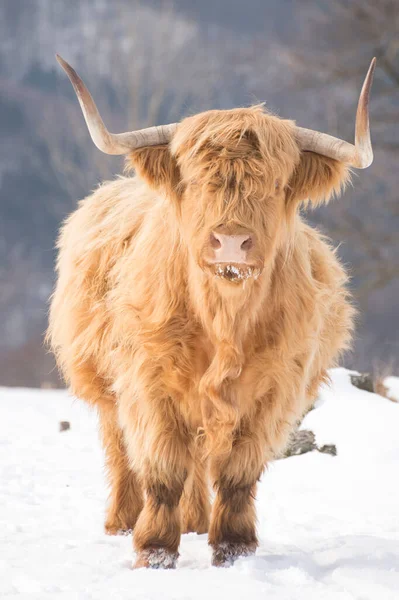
[56,54,178,154]
[295,58,376,168]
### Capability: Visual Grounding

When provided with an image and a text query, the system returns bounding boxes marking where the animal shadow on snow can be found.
[237,535,399,579]
[120,534,398,574]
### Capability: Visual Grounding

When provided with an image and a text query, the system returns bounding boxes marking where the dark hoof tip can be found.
[211,542,257,567]
[133,548,179,569]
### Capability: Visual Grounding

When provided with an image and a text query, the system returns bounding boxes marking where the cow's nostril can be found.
[210,233,222,249]
[241,237,253,251]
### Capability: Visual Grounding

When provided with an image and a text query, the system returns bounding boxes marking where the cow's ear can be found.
[286,152,351,210]
[126,145,181,197]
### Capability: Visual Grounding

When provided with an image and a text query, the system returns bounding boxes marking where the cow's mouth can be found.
[214,264,261,283]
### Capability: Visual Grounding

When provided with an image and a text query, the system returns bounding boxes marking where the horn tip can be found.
[55,54,72,74]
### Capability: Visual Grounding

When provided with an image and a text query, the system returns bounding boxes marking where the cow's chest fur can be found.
[147,306,304,436]
[112,251,333,452]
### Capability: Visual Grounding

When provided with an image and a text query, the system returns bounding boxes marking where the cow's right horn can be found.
[56,54,178,154]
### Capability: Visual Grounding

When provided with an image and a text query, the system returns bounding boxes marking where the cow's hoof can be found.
[211,541,257,567]
[133,548,179,569]
[105,525,132,536]
[105,516,134,536]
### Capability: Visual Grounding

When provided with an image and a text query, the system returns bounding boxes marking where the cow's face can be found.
[57,56,370,286]
[129,106,349,288]
[172,107,300,284]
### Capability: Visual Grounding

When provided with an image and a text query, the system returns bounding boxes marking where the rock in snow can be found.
[1,368,399,599]
[282,429,317,457]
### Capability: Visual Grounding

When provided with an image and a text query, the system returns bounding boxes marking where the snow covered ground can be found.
[1,368,399,600]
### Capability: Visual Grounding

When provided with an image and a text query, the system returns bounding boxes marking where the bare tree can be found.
[276,0,399,303]
[36,1,227,205]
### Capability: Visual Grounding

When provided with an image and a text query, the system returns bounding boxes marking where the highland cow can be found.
[48,56,375,568]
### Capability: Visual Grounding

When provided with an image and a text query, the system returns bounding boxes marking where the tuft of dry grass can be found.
[373,358,397,403]
[350,359,397,403]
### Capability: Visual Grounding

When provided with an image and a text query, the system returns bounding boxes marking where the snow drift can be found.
[1,368,398,599]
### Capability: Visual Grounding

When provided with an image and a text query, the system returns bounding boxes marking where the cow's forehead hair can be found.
[171,105,301,194]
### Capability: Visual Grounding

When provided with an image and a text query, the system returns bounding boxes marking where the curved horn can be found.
[56,54,178,154]
[295,58,376,168]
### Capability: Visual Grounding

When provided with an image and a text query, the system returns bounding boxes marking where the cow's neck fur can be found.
[185,244,279,455]
[187,254,273,346]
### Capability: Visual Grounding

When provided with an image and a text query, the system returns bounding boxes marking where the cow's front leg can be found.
[209,430,265,567]
[119,397,191,569]
[98,402,143,535]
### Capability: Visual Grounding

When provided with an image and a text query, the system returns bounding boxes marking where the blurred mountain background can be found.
[0,0,398,387]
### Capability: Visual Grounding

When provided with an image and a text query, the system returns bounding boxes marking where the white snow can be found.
[1,368,399,599]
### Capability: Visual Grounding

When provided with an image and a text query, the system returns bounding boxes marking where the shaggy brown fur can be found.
[48,105,354,568]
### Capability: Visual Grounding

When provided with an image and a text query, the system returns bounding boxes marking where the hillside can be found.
[0,0,398,385]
